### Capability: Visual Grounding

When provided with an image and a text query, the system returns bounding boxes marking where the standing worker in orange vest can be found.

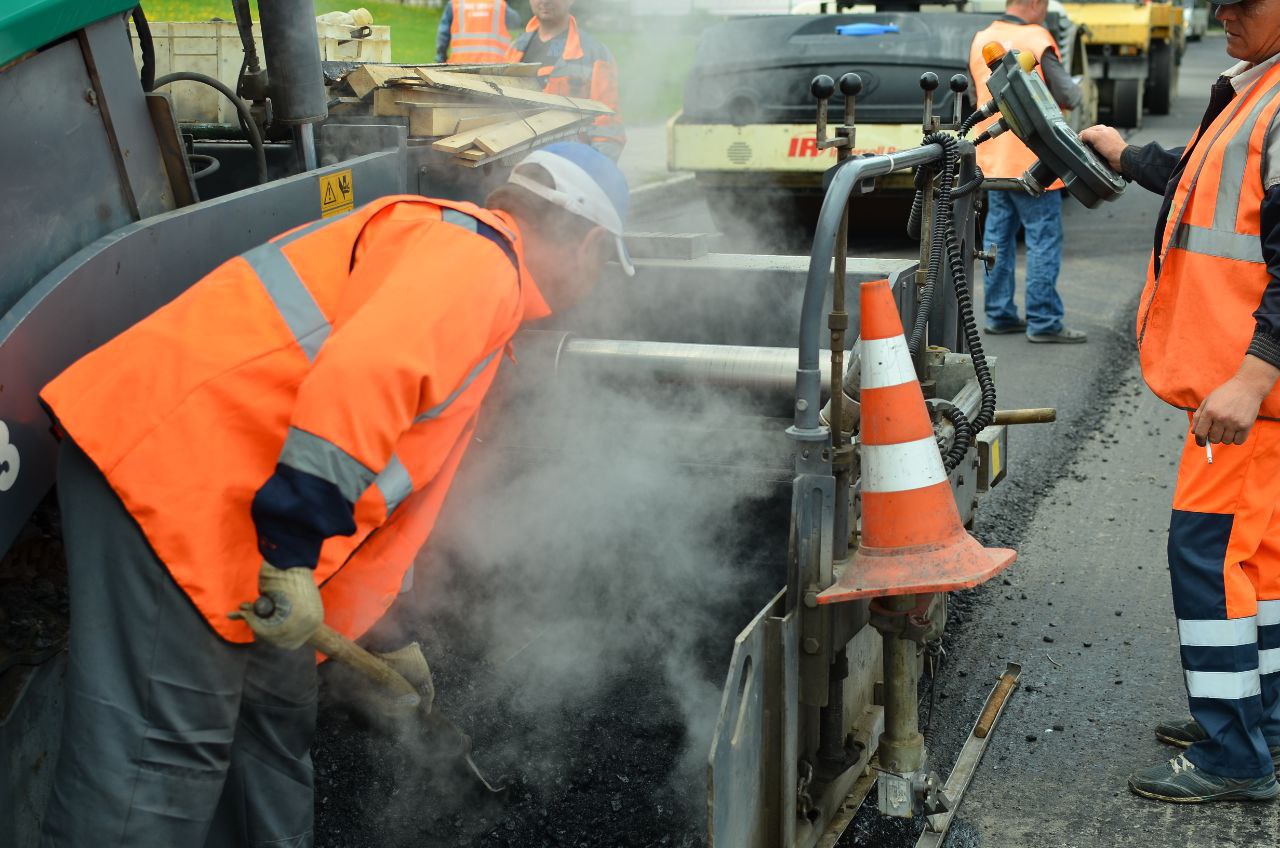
[505,0,625,160]
[969,0,1086,343]
[36,143,634,847]
[436,0,522,64]
[1081,1,1280,803]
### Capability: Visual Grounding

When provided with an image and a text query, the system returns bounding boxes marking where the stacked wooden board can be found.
[331,62,614,168]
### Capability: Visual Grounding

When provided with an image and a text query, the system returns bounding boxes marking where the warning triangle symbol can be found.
[324,183,337,205]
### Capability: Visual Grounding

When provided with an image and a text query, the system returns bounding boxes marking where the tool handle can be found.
[991,408,1057,426]
[309,624,421,707]
[252,595,419,707]
[975,672,1018,738]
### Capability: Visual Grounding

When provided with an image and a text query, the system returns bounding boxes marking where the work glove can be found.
[229,562,323,650]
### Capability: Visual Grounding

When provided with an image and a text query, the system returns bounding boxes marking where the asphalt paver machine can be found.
[0,4,1123,846]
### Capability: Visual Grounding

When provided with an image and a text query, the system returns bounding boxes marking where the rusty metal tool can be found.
[915,662,1021,847]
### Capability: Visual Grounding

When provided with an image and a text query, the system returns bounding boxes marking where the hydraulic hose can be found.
[131,6,155,92]
[906,132,998,472]
[151,71,268,185]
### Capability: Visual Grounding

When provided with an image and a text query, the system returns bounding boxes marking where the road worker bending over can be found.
[35,142,632,847]
[1082,1,1280,804]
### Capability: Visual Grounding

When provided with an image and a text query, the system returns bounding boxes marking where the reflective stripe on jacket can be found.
[1138,60,1280,419]
[505,16,625,160]
[448,0,512,64]
[40,196,550,644]
[968,20,1061,183]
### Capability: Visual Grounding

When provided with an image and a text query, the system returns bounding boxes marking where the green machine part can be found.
[0,0,139,66]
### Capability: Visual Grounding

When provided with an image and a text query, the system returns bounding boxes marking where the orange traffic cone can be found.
[817,279,1015,605]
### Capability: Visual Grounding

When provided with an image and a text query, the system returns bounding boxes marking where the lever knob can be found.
[811,75,836,100]
[950,74,969,94]
[838,72,863,98]
[920,72,940,92]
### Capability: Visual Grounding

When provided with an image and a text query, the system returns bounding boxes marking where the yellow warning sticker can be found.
[990,435,1002,481]
[320,169,354,217]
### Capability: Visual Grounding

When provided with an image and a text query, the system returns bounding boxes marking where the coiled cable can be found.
[908,131,998,472]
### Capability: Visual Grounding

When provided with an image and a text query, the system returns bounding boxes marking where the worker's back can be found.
[968,19,1059,179]
[41,197,542,643]
[447,0,515,64]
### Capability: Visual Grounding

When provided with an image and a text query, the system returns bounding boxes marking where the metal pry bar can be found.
[915,662,1022,847]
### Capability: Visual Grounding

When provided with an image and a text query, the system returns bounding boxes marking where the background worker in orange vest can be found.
[36,143,634,847]
[1081,0,1280,804]
[505,0,626,160]
[436,0,522,64]
[969,0,1086,343]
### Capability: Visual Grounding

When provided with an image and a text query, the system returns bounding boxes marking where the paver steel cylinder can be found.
[879,594,925,775]
[259,0,328,125]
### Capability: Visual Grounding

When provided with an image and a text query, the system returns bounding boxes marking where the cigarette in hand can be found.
[1206,441,1214,464]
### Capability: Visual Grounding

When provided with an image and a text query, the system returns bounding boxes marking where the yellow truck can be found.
[1062,0,1183,127]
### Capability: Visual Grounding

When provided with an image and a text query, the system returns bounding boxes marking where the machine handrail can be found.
[794,143,946,433]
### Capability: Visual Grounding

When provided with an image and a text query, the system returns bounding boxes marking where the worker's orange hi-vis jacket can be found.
[968,20,1061,185]
[1138,60,1280,420]
[40,197,550,643]
[505,16,625,160]
[447,0,512,64]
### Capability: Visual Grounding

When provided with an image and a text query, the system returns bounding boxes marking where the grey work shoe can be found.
[1155,717,1209,748]
[1156,717,1280,772]
[984,319,1027,335]
[1027,326,1088,344]
[1128,754,1279,803]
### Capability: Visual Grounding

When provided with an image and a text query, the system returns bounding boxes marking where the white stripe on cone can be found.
[860,336,916,390]
[860,436,948,493]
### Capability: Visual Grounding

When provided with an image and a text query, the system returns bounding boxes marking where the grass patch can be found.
[143,1,441,61]
[142,2,703,124]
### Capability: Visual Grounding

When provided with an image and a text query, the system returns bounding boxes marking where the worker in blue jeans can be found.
[969,0,1087,343]
[982,189,1084,342]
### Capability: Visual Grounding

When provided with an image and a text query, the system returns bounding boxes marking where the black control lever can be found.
[920,71,939,133]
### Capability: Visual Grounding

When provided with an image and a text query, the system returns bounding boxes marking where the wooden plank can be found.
[472,110,586,156]
[414,69,611,114]
[345,63,542,98]
[432,127,488,153]
[405,104,515,137]
[458,125,589,168]
[454,108,535,133]
[373,87,467,116]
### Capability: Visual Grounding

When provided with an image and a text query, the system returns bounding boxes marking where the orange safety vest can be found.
[1137,61,1280,420]
[968,20,1061,183]
[41,197,550,644]
[505,16,625,159]
[447,0,512,64]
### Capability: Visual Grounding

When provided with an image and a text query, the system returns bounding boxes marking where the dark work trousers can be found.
[39,439,318,848]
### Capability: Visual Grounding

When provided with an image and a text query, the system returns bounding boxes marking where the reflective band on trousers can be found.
[278,427,375,503]
[1263,648,1280,676]
[414,348,501,423]
[1259,599,1280,627]
[1179,616,1258,647]
[1169,223,1263,264]
[859,437,948,493]
[374,453,413,513]
[243,244,330,362]
[1185,668,1262,700]
[860,336,916,390]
